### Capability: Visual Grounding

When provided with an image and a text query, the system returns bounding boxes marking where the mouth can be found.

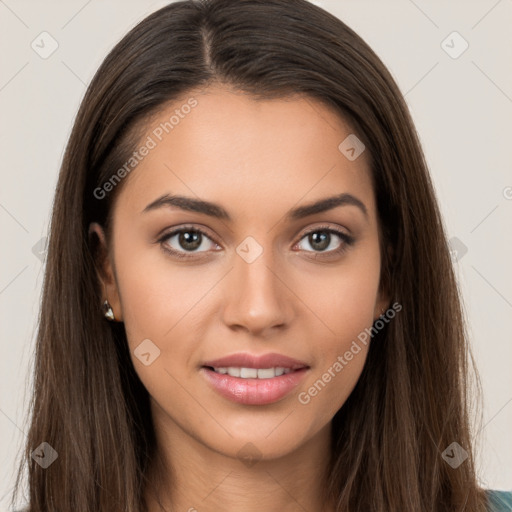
[200,352,310,405]
[202,352,309,373]
[203,366,299,378]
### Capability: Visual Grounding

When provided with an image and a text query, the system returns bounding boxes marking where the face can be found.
[92,85,388,463]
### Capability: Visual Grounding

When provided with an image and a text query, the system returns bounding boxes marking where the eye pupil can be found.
[179,231,201,250]
[309,231,330,251]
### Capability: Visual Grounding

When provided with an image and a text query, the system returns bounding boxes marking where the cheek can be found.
[294,241,381,416]
[296,298,373,428]
[115,252,212,407]
[115,239,214,345]
[298,345,368,427]
[297,239,381,345]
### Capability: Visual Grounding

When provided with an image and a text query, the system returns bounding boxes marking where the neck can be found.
[144,405,335,512]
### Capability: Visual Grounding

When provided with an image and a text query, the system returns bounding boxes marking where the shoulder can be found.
[486,489,512,511]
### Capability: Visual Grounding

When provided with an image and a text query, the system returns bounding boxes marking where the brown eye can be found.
[296,227,354,254]
[177,231,202,251]
[307,230,331,251]
[159,227,219,258]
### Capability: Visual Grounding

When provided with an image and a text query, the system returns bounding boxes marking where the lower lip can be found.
[200,367,309,405]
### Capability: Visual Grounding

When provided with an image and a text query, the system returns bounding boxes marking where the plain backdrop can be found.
[1,0,511,508]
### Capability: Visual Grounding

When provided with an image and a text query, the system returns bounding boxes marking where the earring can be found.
[102,300,115,321]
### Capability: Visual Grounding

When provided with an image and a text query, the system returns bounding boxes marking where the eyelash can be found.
[157,224,355,260]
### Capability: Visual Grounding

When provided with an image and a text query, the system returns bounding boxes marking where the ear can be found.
[373,290,391,322]
[88,222,123,322]
[373,242,393,321]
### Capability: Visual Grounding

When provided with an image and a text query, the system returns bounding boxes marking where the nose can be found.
[221,245,294,337]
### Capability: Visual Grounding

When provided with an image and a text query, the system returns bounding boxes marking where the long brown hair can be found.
[12,0,488,510]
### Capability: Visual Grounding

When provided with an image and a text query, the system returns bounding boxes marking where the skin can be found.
[91,84,389,512]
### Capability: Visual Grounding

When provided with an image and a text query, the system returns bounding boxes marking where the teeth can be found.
[212,367,292,379]
[257,368,274,379]
[240,367,257,378]
[227,367,240,377]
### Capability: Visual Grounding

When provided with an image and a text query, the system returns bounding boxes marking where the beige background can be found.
[1,0,511,507]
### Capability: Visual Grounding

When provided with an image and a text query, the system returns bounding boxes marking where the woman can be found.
[11,0,512,510]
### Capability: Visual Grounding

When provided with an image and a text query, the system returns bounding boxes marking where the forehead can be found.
[113,85,375,222]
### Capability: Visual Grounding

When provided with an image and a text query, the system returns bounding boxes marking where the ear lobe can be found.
[88,222,123,321]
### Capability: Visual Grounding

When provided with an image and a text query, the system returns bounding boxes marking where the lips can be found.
[202,352,309,371]
[201,352,310,405]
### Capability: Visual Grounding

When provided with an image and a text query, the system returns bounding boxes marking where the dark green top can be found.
[487,490,512,511]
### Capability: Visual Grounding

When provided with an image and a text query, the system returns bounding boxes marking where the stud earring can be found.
[102,300,115,321]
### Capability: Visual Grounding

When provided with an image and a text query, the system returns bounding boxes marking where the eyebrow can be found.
[142,192,368,221]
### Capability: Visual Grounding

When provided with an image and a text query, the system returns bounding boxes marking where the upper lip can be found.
[202,352,309,370]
